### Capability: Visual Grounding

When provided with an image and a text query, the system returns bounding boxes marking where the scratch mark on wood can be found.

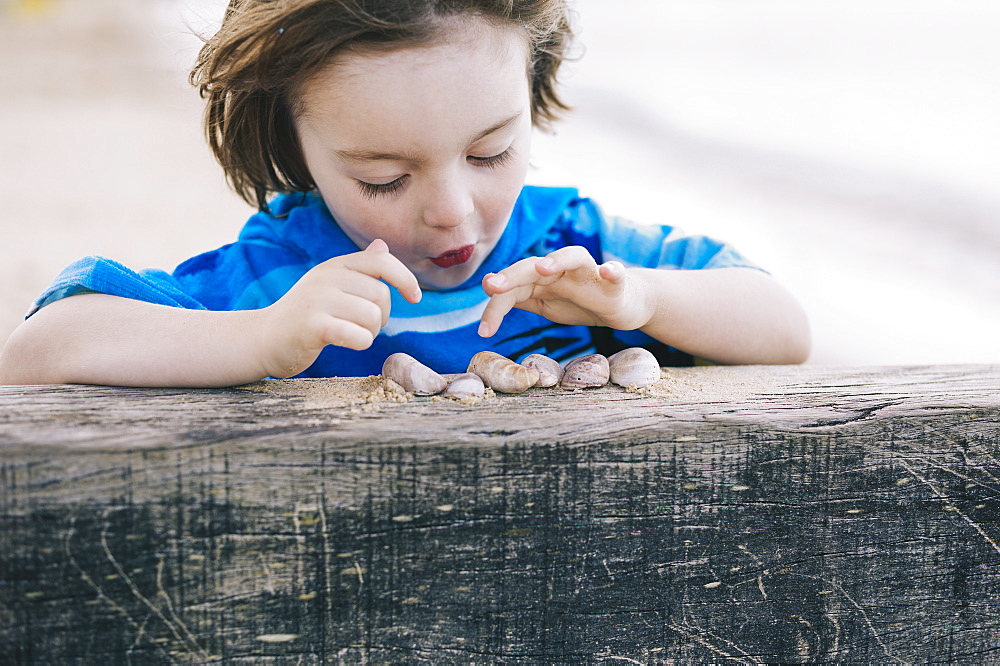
[898,460,1000,557]
[666,621,760,665]
[99,508,207,661]
[64,513,178,664]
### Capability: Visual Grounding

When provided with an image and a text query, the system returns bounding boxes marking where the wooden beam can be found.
[2,364,999,662]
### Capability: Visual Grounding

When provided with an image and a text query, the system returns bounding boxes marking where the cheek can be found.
[346,204,402,244]
[485,161,529,228]
[318,184,391,244]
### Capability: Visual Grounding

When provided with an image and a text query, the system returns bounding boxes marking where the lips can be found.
[429,244,475,268]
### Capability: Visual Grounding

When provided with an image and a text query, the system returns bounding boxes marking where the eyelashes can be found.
[357,177,407,200]
[467,147,515,170]
[355,147,516,200]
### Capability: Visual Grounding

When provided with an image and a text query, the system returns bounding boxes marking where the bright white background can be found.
[2,0,998,364]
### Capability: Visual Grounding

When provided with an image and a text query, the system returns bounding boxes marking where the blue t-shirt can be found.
[31,186,759,376]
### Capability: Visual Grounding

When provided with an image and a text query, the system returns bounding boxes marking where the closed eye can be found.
[355,146,514,199]
[357,175,408,200]
[468,147,515,169]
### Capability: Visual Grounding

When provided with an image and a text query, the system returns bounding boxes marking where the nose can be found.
[421,173,474,229]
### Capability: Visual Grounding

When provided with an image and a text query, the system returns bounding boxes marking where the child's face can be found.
[294,18,533,291]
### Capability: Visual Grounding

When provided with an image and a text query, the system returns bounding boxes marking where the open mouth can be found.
[429,244,475,268]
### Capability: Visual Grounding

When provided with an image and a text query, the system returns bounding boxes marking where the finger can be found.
[334,274,393,326]
[320,292,385,338]
[365,238,422,303]
[320,316,378,351]
[478,283,533,337]
[478,294,510,337]
[482,256,549,295]
[349,294,389,332]
[340,245,422,303]
[481,272,505,296]
[598,260,626,283]
[533,246,600,279]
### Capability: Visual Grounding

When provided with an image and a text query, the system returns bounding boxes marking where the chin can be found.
[418,263,479,291]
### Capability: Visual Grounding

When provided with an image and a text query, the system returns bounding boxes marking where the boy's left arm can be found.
[479,246,810,365]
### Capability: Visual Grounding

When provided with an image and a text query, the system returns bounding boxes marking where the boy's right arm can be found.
[0,295,272,387]
[0,240,421,387]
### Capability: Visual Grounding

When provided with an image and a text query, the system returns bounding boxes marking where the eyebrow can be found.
[334,112,522,165]
[468,112,522,146]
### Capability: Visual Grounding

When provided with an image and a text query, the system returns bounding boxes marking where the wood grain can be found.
[1,364,999,662]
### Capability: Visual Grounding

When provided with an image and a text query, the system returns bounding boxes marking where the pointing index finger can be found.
[349,239,422,303]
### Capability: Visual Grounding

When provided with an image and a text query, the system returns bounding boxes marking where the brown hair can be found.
[190,0,574,211]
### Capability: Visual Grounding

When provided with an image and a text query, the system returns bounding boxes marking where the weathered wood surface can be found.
[1,364,999,663]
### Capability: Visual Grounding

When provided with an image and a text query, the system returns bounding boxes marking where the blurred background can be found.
[1,0,997,365]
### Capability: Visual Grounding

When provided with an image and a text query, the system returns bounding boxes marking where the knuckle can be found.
[375,280,392,305]
[319,318,346,347]
[350,334,375,351]
[337,325,375,351]
[366,302,386,331]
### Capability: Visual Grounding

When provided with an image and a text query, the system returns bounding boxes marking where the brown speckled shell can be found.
[559,353,610,389]
[608,347,661,388]
[521,353,564,388]
[467,351,539,394]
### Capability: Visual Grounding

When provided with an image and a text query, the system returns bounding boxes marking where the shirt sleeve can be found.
[27,256,207,317]
[28,209,312,318]
[564,197,764,271]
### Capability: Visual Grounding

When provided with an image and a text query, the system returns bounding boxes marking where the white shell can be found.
[608,347,661,388]
[381,353,448,395]
[443,372,486,400]
[521,353,564,388]
[559,353,609,389]
[468,351,539,394]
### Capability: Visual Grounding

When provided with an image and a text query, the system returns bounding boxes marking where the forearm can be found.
[635,267,811,365]
[0,294,271,387]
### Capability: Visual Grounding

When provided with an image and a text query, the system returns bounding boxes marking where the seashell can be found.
[608,347,661,388]
[559,353,609,390]
[468,351,539,394]
[521,353,564,388]
[381,353,448,395]
[443,372,486,400]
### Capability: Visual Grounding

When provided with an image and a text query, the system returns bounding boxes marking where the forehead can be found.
[295,17,531,121]
[346,16,530,71]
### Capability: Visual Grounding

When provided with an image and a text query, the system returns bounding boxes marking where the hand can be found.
[260,239,421,377]
[478,246,654,337]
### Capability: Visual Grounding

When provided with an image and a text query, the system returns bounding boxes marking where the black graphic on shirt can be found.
[498,324,695,367]
[498,324,590,363]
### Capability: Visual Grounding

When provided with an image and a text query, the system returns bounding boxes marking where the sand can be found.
[238,375,411,413]
[229,365,790,412]
[236,370,673,409]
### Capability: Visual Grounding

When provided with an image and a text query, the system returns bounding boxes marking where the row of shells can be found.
[381,347,661,399]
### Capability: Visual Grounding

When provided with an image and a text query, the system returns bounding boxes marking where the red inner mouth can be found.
[430,245,474,268]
